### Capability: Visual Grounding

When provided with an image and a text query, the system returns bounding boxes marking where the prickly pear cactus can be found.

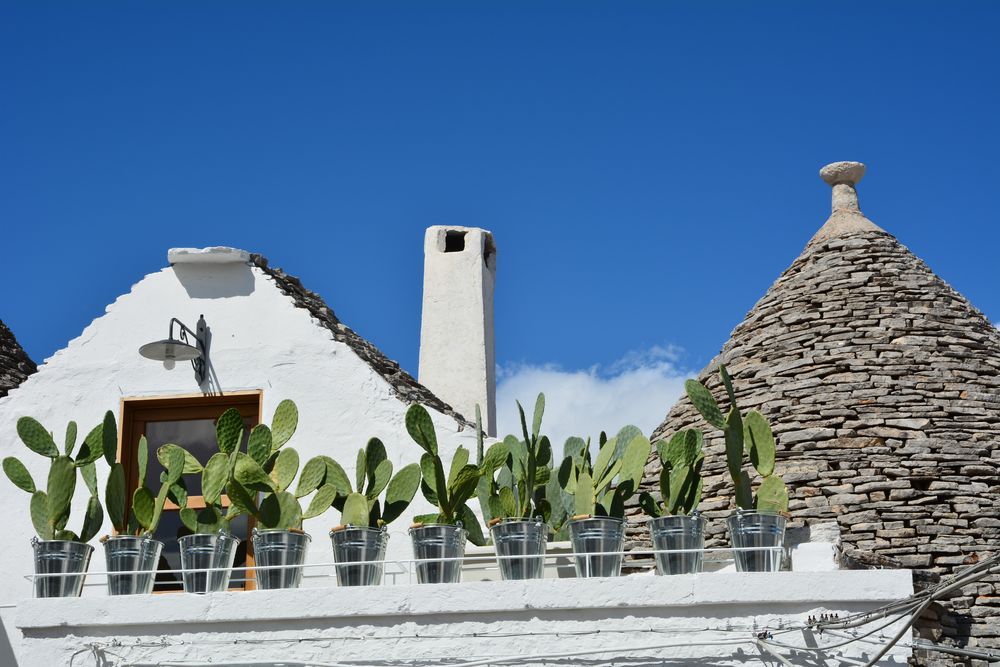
[3,412,112,542]
[556,425,651,520]
[477,393,570,538]
[406,404,484,545]
[684,364,789,513]
[638,428,704,518]
[202,399,341,532]
[327,435,421,532]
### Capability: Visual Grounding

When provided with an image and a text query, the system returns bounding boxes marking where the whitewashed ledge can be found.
[15,572,913,666]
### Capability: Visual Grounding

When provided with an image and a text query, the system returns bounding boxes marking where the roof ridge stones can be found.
[0,319,37,399]
[247,254,470,428]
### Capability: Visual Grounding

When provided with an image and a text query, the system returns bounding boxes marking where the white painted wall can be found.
[0,253,477,660]
[418,226,497,435]
[14,571,914,665]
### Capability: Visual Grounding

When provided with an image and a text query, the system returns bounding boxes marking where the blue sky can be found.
[2,2,998,439]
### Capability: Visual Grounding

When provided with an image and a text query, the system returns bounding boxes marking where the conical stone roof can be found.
[0,319,36,399]
[632,162,1000,656]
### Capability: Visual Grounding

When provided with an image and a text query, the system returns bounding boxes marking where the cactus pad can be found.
[247,424,273,467]
[64,421,77,457]
[46,456,76,533]
[381,463,420,525]
[215,408,245,455]
[271,448,300,493]
[106,463,128,532]
[270,399,298,449]
[341,492,370,527]
[259,490,302,530]
[685,379,727,430]
[30,491,52,540]
[295,456,327,498]
[17,417,59,458]
[405,404,438,455]
[101,411,118,466]
[743,410,775,478]
[302,483,338,520]
[3,457,36,494]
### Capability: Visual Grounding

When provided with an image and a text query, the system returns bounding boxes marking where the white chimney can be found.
[418,226,497,435]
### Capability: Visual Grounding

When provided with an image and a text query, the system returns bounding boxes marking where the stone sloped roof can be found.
[0,320,36,399]
[630,163,1000,658]
[248,254,470,427]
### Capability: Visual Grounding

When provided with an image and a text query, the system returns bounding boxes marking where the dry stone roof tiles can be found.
[631,164,1000,660]
[0,320,36,399]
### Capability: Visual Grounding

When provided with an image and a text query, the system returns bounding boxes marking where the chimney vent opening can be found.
[444,230,466,253]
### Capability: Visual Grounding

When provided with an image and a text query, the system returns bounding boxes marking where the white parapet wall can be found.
[15,570,914,666]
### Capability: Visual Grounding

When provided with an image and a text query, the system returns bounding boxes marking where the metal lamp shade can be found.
[138,338,202,362]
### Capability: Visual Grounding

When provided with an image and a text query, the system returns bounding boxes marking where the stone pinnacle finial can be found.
[820,161,865,213]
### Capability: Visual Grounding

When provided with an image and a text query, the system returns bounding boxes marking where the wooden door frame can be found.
[117,391,264,591]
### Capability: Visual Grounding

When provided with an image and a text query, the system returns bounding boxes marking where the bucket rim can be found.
[567,515,625,526]
[102,534,163,545]
[177,532,242,546]
[252,528,313,542]
[408,522,467,536]
[329,525,387,537]
[31,538,95,552]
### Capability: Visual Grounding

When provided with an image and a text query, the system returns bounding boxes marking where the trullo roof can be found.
[633,162,1000,657]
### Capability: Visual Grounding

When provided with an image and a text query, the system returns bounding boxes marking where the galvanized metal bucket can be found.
[409,523,467,584]
[727,510,786,572]
[490,519,547,580]
[32,538,94,598]
[568,517,625,578]
[251,529,311,590]
[103,535,163,595]
[649,514,705,575]
[330,526,388,586]
[178,532,240,593]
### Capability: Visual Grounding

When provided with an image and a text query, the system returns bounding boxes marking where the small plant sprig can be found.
[3,412,112,542]
[406,404,486,546]
[684,364,788,513]
[335,437,421,529]
[555,425,650,519]
[638,429,704,518]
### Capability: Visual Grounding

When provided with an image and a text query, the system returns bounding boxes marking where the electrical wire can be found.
[756,552,1000,667]
[121,637,756,667]
[813,552,1000,631]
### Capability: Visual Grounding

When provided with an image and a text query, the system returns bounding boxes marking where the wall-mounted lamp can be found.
[138,315,208,383]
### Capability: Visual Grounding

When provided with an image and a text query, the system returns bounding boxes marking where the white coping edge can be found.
[16,570,913,631]
[167,247,251,264]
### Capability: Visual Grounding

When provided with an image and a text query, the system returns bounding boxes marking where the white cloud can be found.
[495,346,692,449]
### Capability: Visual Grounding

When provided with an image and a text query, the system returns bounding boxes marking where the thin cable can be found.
[816,553,1000,630]
[762,613,906,652]
[760,554,1000,666]
[98,623,768,650]
[122,638,755,667]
